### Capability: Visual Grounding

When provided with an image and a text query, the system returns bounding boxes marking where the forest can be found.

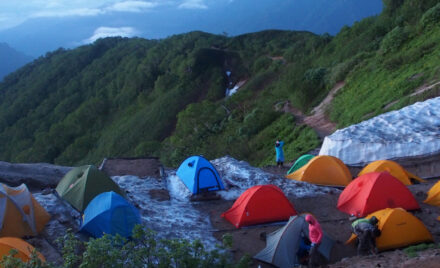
[0,0,439,167]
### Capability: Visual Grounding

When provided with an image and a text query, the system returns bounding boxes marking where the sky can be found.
[0,0,383,57]
[0,0,218,32]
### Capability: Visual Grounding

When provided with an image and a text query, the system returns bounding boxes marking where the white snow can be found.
[212,156,337,200]
[113,175,218,249]
[320,96,440,166]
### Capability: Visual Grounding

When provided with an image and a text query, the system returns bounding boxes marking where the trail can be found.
[278,82,345,139]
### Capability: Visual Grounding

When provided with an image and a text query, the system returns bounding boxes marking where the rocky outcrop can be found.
[0,161,72,189]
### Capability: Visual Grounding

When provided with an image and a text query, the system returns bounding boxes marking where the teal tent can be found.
[287,154,315,175]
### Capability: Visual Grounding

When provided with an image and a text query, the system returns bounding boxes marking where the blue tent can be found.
[80,191,141,238]
[176,156,225,194]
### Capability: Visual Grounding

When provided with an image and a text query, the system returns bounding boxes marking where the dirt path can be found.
[278,82,345,138]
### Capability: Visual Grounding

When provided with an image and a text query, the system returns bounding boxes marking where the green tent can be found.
[287,154,315,175]
[56,165,125,212]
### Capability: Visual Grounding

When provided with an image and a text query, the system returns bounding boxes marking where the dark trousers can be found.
[308,243,319,267]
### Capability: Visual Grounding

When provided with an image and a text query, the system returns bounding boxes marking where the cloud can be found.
[0,1,162,30]
[32,8,104,18]
[106,1,158,13]
[83,26,139,43]
[178,0,207,9]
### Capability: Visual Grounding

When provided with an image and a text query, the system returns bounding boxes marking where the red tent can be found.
[221,185,297,228]
[337,172,419,217]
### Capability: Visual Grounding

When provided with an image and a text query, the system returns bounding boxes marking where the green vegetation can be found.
[403,243,439,258]
[0,0,439,167]
[0,227,251,268]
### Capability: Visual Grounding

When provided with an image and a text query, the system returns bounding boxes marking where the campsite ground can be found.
[199,166,440,267]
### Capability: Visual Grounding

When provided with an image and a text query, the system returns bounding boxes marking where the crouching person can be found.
[352,216,381,255]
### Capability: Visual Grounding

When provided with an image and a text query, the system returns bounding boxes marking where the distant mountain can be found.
[0,43,33,81]
[0,0,383,57]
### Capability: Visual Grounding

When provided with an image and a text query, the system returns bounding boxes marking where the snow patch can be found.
[320,96,440,165]
[212,156,336,200]
[113,175,218,249]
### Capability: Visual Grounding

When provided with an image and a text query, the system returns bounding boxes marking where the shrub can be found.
[421,3,440,29]
[380,26,409,53]
[4,226,250,268]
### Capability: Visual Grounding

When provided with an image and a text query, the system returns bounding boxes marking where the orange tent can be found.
[286,155,352,186]
[0,237,45,262]
[337,172,419,217]
[0,184,51,237]
[358,160,424,185]
[424,180,440,206]
[221,185,297,228]
[346,208,433,251]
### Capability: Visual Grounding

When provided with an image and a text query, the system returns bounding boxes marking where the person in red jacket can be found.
[305,214,323,267]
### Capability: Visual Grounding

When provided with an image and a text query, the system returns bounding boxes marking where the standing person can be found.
[351,216,380,255]
[305,214,323,268]
[275,140,285,168]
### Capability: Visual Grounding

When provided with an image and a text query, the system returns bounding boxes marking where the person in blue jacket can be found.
[275,140,285,168]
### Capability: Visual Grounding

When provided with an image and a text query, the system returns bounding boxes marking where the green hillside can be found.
[0,0,439,167]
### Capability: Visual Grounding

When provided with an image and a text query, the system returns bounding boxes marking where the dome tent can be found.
[56,165,125,212]
[286,155,352,186]
[221,185,296,228]
[80,191,141,238]
[0,183,50,237]
[286,154,315,175]
[337,172,419,217]
[424,179,440,206]
[176,156,225,194]
[0,237,45,263]
[358,160,424,185]
[346,208,433,251]
[254,215,334,268]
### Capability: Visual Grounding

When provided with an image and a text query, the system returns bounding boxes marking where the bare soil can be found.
[195,176,440,267]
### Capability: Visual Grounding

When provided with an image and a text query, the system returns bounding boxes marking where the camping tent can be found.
[0,183,50,237]
[0,237,45,263]
[287,154,315,175]
[254,215,334,268]
[285,155,352,186]
[56,165,125,212]
[424,180,440,206]
[346,208,433,251]
[337,172,419,217]
[80,191,141,238]
[176,156,225,194]
[358,160,424,185]
[221,185,296,228]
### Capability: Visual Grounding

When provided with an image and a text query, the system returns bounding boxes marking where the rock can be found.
[0,161,72,188]
[149,189,171,201]
[41,188,54,195]
[416,191,424,196]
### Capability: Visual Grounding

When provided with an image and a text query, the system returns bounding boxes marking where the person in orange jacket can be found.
[305,214,323,267]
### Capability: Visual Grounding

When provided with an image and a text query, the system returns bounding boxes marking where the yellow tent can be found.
[358,160,424,185]
[285,155,352,186]
[0,184,51,237]
[346,208,433,251]
[424,180,440,206]
[0,237,45,262]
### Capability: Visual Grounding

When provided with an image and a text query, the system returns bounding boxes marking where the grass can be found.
[403,243,440,258]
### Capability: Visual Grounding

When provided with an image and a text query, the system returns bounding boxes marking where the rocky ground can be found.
[1,157,439,267]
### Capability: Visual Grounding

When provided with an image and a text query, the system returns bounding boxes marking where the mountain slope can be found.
[0,0,439,168]
[0,43,33,80]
